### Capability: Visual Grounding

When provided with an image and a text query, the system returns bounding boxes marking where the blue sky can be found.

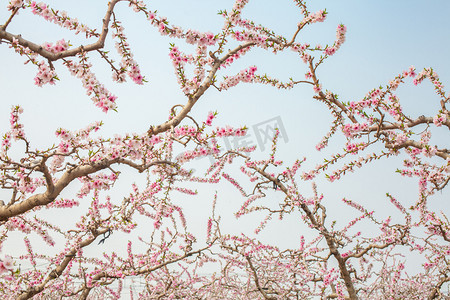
[1,0,449,296]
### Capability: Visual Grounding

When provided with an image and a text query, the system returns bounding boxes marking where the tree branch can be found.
[0,0,120,61]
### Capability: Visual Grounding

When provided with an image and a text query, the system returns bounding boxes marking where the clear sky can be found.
[1,0,449,297]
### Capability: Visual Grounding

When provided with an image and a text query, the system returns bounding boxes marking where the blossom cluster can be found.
[324,24,347,56]
[177,147,213,163]
[205,111,216,126]
[29,1,96,36]
[34,61,57,86]
[9,105,25,140]
[218,66,257,90]
[134,2,217,47]
[433,111,447,127]
[218,47,252,69]
[64,56,117,112]
[341,122,369,137]
[0,255,14,281]
[47,198,80,208]
[168,46,190,68]
[111,21,144,84]
[387,66,415,91]
[299,9,327,26]
[42,39,69,53]
[7,0,23,10]
[214,126,247,138]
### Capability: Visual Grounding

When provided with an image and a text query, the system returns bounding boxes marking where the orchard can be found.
[0,0,449,299]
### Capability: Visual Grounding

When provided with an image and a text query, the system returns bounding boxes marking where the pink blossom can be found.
[313,84,322,93]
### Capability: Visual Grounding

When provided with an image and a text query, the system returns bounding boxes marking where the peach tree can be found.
[0,0,448,299]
